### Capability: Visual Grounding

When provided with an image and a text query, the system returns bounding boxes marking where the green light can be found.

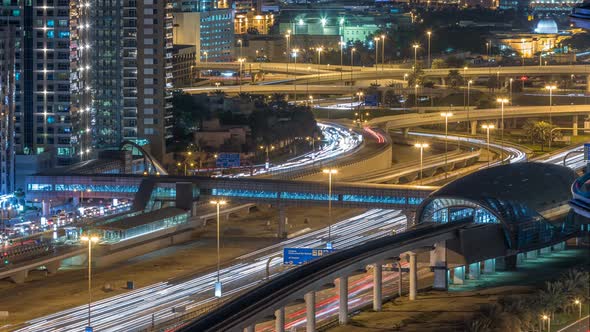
[298,19,304,26]
[339,18,345,25]
[321,18,327,27]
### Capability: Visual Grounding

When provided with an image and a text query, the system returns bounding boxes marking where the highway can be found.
[15,210,407,332]
[234,122,363,178]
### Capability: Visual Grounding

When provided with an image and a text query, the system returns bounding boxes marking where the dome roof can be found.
[535,19,558,34]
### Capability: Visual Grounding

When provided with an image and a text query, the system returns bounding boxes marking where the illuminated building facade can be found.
[0,26,15,195]
[173,11,235,62]
[235,11,274,35]
[71,0,174,161]
[0,0,74,166]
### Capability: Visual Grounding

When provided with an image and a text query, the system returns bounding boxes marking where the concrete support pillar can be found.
[244,325,254,332]
[470,120,478,136]
[373,263,382,311]
[9,270,28,284]
[278,205,287,239]
[468,262,481,280]
[540,246,551,255]
[430,241,448,290]
[586,75,590,93]
[483,259,496,274]
[397,260,403,297]
[305,290,316,332]
[275,307,285,332]
[453,266,465,285]
[408,252,417,301]
[45,261,61,274]
[526,250,538,259]
[339,275,348,324]
[573,115,579,136]
[517,252,526,265]
[402,127,410,138]
[496,255,517,271]
[553,241,565,251]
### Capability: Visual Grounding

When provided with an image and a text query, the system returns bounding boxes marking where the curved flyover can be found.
[367,105,590,130]
[571,171,590,218]
[120,140,168,175]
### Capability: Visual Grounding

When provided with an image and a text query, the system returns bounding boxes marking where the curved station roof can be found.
[417,163,577,249]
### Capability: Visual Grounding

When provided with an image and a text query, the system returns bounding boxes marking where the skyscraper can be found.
[0,0,75,165]
[71,0,174,161]
[0,26,16,195]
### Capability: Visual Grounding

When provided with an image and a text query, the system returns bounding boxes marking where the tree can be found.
[383,90,401,107]
[522,120,560,151]
[431,59,447,69]
[408,66,425,86]
[171,92,209,143]
[445,55,465,68]
[538,281,567,319]
[446,69,464,88]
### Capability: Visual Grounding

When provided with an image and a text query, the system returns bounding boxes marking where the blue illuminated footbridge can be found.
[25,174,435,210]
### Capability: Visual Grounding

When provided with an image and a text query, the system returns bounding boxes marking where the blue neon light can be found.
[281,192,330,201]
[212,189,278,199]
[342,195,406,204]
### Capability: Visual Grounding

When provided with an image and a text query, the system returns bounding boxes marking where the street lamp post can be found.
[238,58,245,93]
[285,33,290,76]
[210,200,227,298]
[204,51,208,64]
[237,39,243,59]
[509,78,513,105]
[574,299,582,319]
[316,47,323,81]
[350,47,356,110]
[467,80,473,134]
[542,314,551,332]
[440,112,453,179]
[339,41,344,81]
[414,143,429,184]
[374,37,379,85]
[412,44,420,69]
[496,98,509,163]
[426,31,432,68]
[81,234,100,331]
[482,124,495,168]
[381,34,386,70]
[414,84,419,109]
[545,85,557,125]
[259,145,275,169]
[292,49,299,103]
[322,169,337,249]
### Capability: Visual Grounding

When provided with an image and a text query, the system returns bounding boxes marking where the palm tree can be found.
[538,281,567,319]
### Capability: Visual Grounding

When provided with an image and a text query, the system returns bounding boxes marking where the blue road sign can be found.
[283,247,334,265]
[216,153,240,168]
[584,143,590,161]
[364,94,378,106]
[85,327,93,332]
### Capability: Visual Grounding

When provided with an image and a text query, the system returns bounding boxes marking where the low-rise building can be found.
[173,45,197,88]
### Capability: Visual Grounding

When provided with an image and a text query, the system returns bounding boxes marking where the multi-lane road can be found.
[14,210,407,332]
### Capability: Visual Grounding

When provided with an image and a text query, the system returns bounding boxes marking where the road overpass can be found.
[176,163,579,332]
[368,104,590,134]
[193,62,590,90]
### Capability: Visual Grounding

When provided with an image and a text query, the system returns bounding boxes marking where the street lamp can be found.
[322,168,337,249]
[338,41,344,80]
[259,145,275,169]
[238,58,246,93]
[542,314,551,332]
[285,33,290,75]
[81,234,100,331]
[520,38,526,66]
[574,299,582,319]
[482,124,495,168]
[210,200,227,298]
[496,98,509,162]
[292,49,299,102]
[509,78,513,105]
[237,39,243,58]
[545,85,557,125]
[426,31,432,68]
[204,51,208,64]
[467,80,473,133]
[414,84,419,109]
[440,112,453,179]
[309,95,314,109]
[374,37,380,85]
[414,143,429,184]
[381,34,386,70]
[412,44,420,69]
[316,47,323,81]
